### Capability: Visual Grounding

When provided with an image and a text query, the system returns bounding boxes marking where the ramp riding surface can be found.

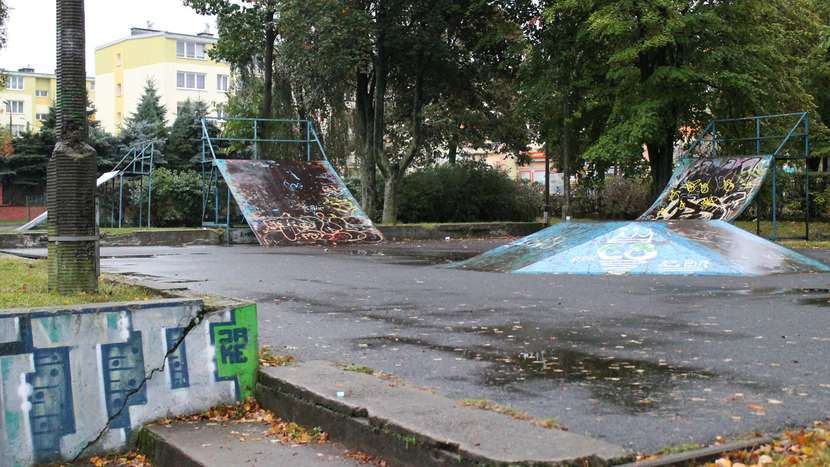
[640,156,772,221]
[453,221,830,276]
[215,159,382,246]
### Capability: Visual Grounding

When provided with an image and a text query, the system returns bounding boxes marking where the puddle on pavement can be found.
[492,347,714,411]
[356,335,713,413]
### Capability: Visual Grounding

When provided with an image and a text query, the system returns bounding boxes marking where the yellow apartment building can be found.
[94,27,231,134]
[0,68,95,135]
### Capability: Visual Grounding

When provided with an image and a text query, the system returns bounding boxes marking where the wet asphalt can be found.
[11,241,830,453]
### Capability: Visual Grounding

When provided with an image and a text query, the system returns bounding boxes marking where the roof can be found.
[95,28,219,51]
[0,69,94,81]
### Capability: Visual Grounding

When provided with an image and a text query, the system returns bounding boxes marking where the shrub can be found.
[599,176,652,219]
[396,161,542,223]
[147,168,203,227]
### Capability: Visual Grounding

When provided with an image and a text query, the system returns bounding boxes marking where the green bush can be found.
[599,176,652,219]
[147,168,203,227]
[396,162,542,223]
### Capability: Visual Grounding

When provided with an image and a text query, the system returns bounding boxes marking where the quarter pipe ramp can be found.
[214,159,383,246]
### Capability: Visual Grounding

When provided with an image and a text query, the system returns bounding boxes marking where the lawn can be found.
[0,255,159,309]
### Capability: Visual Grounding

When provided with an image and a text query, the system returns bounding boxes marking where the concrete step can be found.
[256,361,633,467]
[138,419,369,467]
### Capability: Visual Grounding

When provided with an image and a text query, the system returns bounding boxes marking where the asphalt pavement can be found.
[7,240,830,454]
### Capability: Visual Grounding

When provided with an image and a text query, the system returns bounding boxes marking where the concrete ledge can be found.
[138,420,365,467]
[0,298,258,466]
[0,232,48,249]
[256,361,632,467]
[0,229,221,249]
[101,229,222,247]
[378,222,545,241]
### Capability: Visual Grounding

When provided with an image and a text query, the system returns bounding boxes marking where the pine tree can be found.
[120,79,168,161]
[166,99,213,170]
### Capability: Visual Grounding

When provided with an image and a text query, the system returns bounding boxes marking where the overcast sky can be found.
[0,0,216,75]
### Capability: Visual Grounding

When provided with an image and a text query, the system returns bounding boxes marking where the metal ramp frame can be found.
[16,141,156,232]
[642,112,814,240]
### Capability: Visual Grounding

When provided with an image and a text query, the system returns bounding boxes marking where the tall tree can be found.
[48,0,98,293]
[166,99,213,169]
[579,0,822,195]
[280,0,526,223]
[119,79,168,161]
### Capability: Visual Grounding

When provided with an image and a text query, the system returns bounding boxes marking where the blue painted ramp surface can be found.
[453,221,830,276]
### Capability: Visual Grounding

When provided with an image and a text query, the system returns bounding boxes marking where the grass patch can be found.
[459,399,566,430]
[343,364,376,375]
[0,256,159,309]
[657,442,703,456]
[779,240,830,250]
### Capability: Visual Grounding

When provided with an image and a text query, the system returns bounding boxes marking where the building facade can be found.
[94,28,231,134]
[0,68,95,135]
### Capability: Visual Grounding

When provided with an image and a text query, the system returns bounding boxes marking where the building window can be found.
[6,75,24,90]
[115,83,123,97]
[177,71,206,90]
[176,40,206,59]
[216,74,229,92]
[36,113,48,121]
[35,89,49,97]
[11,124,24,136]
[5,100,23,114]
[215,103,226,119]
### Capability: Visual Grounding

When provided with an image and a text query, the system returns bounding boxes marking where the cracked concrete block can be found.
[0,298,258,466]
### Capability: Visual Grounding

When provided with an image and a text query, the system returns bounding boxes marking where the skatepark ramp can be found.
[201,117,382,246]
[453,220,830,276]
[639,156,772,221]
[215,159,382,245]
[456,113,828,276]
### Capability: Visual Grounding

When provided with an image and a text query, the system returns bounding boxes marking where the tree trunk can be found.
[561,96,572,220]
[49,0,98,294]
[647,133,674,196]
[355,71,377,218]
[447,134,458,164]
[261,5,276,120]
[381,175,399,224]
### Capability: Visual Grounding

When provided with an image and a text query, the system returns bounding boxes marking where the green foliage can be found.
[120,80,168,162]
[397,161,542,223]
[145,168,203,227]
[0,0,8,49]
[599,176,652,219]
[167,100,213,170]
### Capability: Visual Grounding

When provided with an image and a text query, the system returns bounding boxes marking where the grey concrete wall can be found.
[0,299,258,466]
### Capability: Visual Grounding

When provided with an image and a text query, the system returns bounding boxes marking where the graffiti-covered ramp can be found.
[639,156,772,221]
[452,221,830,276]
[215,159,383,246]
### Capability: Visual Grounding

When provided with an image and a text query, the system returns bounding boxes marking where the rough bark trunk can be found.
[49,0,98,293]
[447,135,458,164]
[647,134,674,196]
[381,175,399,225]
[261,5,276,120]
[355,71,377,218]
